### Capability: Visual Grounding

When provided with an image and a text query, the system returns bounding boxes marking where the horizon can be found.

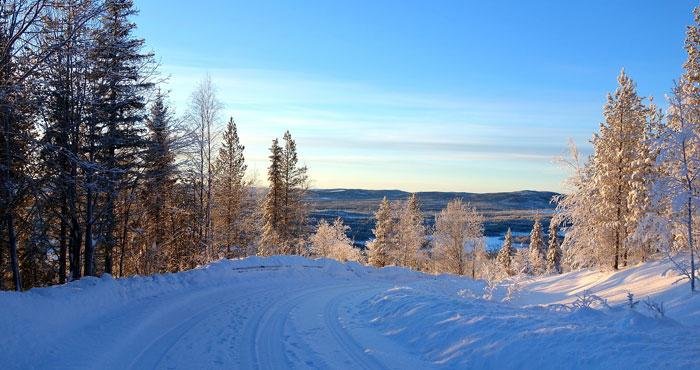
[133,0,696,193]
[306,187,559,195]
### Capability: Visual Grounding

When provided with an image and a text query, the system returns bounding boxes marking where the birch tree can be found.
[432,199,483,276]
[187,76,220,262]
[311,218,361,262]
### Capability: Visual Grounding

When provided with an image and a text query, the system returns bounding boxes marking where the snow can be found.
[1,256,698,369]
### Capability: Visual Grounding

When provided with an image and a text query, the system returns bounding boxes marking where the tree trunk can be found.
[0,218,5,290]
[689,196,695,292]
[118,193,132,278]
[84,184,95,277]
[69,209,82,280]
[59,201,68,284]
[103,194,115,275]
[6,212,21,291]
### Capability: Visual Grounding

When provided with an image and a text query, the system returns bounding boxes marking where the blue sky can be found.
[133,0,695,192]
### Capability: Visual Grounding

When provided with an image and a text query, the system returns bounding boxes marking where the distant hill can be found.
[307,189,560,245]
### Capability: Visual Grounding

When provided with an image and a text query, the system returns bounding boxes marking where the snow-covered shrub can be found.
[626,291,640,310]
[570,290,609,309]
[643,298,666,319]
[311,218,363,263]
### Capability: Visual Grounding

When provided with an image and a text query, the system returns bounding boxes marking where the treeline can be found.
[0,0,312,291]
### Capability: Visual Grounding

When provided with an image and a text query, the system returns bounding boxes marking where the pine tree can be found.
[546,221,562,274]
[368,197,393,267]
[395,193,425,268]
[212,117,247,258]
[497,228,515,276]
[528,217,545,275]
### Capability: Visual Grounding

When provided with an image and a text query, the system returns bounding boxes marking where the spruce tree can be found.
[395,193,425,268]
[260,138,283,255]
[497,228,515,276]
[213,117,247,258]
[368,197,393,267]
[280,130,308,253]
[139,91,176,274]
[546,221,562,274]
[528,217,545,274]
[86,0,154,275]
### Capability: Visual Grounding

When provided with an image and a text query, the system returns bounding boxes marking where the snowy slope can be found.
[514,258,700,326]
[0,256,698,369]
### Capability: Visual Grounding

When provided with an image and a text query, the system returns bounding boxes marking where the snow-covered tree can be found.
[557,71,652,271]
[497,228,515,276]
[546,220,562,274]
[528,217,546,275]
[590,70,650,270]
[311,218,362,262]
[655,80,700,291]
[368,197,393,267]
[555,140,605,269]
[432,199,483,276]
[395,193,425,269]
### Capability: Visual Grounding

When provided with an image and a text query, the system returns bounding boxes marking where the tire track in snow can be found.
[323,286,387,370]
[249,284,341,370]
[129,286,278,369]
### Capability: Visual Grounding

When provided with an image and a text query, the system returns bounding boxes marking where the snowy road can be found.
[2,256,699,370]
[7,262,429,370]
[107,281,422,369]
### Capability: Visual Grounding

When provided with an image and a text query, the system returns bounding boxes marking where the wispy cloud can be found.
[159,64,598,192]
